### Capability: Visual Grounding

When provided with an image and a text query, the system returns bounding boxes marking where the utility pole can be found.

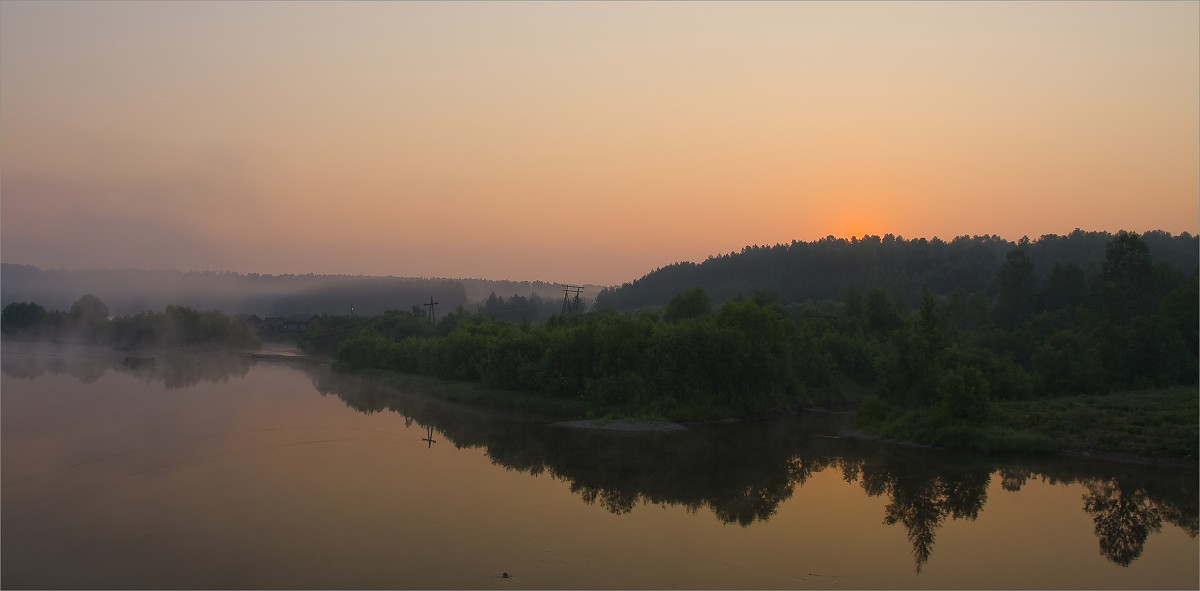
[424,296,439,326]
[560,285,583,315]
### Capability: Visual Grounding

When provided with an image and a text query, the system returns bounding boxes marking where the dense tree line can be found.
[1,295,260,349]
[478,291,578,323]
[296,306,435,356]
[856,230,1197,443]
[321,230,1197,426]
[319,292,805,420]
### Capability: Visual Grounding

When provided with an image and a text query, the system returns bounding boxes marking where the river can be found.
[2,344,1196,589]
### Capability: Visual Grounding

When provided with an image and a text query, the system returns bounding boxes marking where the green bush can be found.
[937,365,992,424]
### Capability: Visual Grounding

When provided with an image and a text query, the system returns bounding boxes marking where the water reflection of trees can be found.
[991,460,1198,568]
[2,346,112,384]
[841,453,991,572]
[307,368,824,525]
[307,367,1198,572]
[7,351,1192,573]
[1082,476,1199,567]
[1,344,251,389]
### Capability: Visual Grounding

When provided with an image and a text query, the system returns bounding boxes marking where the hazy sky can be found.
[2,1,1197,286]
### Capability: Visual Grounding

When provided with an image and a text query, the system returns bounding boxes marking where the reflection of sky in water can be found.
[1,348,1196,589]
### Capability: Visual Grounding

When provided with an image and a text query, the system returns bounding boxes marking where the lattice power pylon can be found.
[560,285,584,315]
[423,296,439,326]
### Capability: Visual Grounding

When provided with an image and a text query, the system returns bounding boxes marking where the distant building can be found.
[259,317,287,336]
[236,314,264,329]
[283,314,317,331]
[256,314,315,337]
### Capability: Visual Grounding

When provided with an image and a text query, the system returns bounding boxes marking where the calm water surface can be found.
[2,345,1196,589]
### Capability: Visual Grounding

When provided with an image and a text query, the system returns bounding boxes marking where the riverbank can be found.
[990,385,1198,460]
[282,354,1200,461]
[851,385,1198,465]
[230,346,1199,461]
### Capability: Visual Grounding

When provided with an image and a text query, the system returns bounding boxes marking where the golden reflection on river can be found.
[2,348,1196,589]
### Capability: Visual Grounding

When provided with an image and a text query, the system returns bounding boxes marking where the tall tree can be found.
[70,294,109,321]
[992,250,1037,329]
[1093,231,1154,322]
[1,302,47,335]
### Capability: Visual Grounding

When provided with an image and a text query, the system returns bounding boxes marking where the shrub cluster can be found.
[330,296,807,420]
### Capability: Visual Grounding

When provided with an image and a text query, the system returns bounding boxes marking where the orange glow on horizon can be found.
[826,210,890,243]
[0,1,1196,285]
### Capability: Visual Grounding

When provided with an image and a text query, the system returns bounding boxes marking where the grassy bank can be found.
[989,386,1198,459]
[344,365,1196,460]
[856,385,1198,460]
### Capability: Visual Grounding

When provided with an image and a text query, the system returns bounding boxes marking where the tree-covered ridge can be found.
[1,295,261,349]
[594,230,1198,313]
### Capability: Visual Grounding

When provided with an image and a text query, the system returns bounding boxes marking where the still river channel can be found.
[2,344,1196,589]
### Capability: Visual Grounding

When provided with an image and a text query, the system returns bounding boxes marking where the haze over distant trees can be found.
[1,295,260,349]
[0,265,605,319]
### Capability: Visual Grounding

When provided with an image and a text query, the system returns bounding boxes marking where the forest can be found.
[595,229,1198,314]
[3,229,1195,453]
[303,230,1197,448]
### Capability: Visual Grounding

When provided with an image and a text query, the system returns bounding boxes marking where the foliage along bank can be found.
[853,230,1197,453]
[323,290,810,421]
[311,230,1198,447]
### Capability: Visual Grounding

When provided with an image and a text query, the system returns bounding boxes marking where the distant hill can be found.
[0,265,604,318]
[594,230,1199,313]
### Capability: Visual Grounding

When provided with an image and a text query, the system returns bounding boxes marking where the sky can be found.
[2,1,1197,286]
